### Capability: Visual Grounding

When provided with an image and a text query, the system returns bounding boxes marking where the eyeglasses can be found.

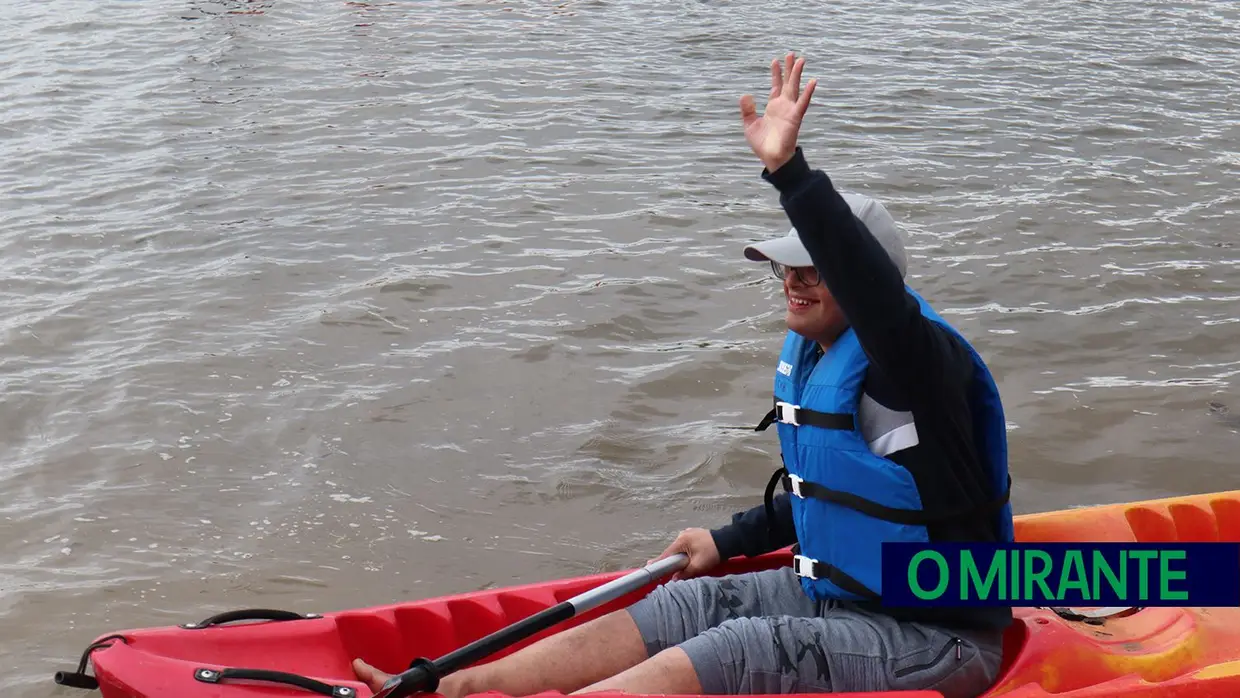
[770,261,821,287]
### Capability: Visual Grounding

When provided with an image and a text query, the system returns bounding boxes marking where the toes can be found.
[352,659,389,691]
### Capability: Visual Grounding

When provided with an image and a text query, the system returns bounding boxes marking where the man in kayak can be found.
[354,53,1014,698]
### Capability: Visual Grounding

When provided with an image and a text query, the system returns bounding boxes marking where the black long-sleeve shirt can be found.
[710,148,1013,631]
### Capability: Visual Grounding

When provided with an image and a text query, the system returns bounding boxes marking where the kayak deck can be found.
[64,489,1240,698]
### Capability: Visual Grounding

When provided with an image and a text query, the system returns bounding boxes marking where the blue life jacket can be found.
[754,286,1014,603]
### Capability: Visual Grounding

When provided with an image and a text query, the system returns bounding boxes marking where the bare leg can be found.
[572,647,702,696]
[352,610,651,698]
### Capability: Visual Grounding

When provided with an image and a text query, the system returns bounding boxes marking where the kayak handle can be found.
[194,667,358,697]
[181,608,322,629]
[53,634,129,692]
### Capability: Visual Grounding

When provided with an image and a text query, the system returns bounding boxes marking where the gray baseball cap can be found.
[742,192,908,279]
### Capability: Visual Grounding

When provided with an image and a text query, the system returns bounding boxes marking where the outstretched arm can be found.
[739,54,972,401]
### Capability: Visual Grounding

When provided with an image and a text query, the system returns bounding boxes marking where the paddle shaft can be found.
[372,553,689,698]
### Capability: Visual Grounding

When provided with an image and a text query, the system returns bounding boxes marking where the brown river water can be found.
[2,0,1238,693]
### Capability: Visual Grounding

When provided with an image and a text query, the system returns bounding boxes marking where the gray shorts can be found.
[627,567,1004,698]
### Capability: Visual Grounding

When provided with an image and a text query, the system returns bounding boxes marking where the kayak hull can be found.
[65,488,1240,698]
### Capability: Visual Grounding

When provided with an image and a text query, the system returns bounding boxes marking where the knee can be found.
[702,616,769,648]
[627,576,691,627]
[626,577,711,656]
[633,575,695,609]
[676,618,778,695]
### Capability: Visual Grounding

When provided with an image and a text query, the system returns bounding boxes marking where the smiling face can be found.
[772,261,848,347]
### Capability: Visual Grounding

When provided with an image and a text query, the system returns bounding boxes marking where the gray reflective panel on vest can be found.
[858,393,919,458]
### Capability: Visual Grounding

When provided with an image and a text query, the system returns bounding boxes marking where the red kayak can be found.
[56,488,1240,697]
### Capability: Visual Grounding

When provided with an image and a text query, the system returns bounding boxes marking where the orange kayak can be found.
[55,489,1240,698]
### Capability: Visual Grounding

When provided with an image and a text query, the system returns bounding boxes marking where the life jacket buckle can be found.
[787,473,805,498]
[774,401,801,426]
[793,554,819,580]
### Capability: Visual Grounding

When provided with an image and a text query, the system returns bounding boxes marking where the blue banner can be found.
[880,542,1240,606]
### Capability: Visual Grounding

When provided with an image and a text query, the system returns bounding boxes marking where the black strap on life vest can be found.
[763,465,787,548]
[754,397,855,432]
[780,472,1013,527]
[790,543,882,601]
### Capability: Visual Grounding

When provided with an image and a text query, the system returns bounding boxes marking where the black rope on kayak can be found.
[53,634,129,690]
[194,667,357,697]
[180,608,322,629]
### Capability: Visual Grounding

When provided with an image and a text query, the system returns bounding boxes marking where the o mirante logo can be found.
[880,543,1240,607]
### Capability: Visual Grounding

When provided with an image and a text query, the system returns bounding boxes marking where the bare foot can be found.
[352,658,392,694]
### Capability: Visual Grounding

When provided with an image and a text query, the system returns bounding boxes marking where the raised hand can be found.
[739,53,818,173]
